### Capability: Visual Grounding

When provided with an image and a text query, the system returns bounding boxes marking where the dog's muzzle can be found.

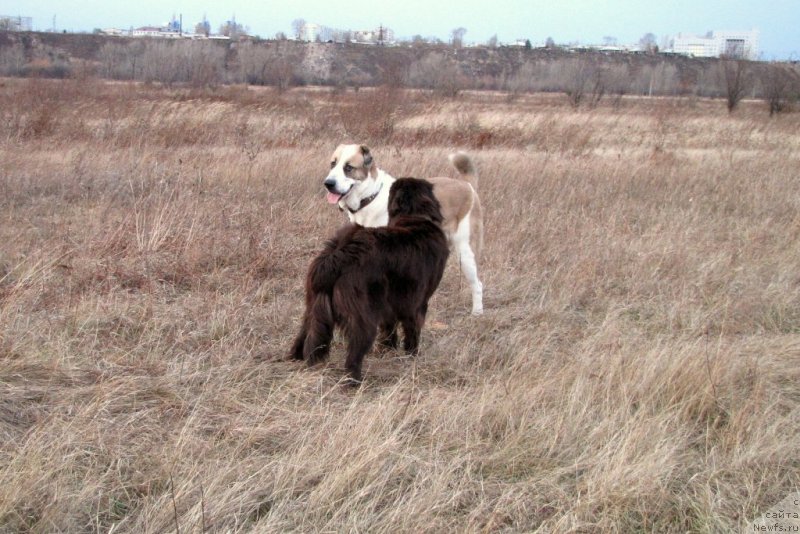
[324,176,338,192]
[324,177,353,205]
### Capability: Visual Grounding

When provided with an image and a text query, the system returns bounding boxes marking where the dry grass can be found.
[1,77,799,532]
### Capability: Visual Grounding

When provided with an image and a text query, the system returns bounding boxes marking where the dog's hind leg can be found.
[453,214,483,315]
[343,319,378,384]
[401,302,428,356]
[303,294,335,365]
[456,241,483,316]
[289,316,309,361]
[377,320,399,352]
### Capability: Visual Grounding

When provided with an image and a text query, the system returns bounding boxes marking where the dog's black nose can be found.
[324,177,337,191]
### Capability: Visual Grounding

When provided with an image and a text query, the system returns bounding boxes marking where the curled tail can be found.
[449,152,478,190]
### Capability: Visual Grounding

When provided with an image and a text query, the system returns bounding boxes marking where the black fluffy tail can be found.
[308,230,366,294]
[309,245,344,294]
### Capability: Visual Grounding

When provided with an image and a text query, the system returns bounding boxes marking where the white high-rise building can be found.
[301,23,322,42]
[715,30,759,59]
[672,29,759,60]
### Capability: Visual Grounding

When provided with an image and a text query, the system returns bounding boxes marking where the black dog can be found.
[289,178,449,384]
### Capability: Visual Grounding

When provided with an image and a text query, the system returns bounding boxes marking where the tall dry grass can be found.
[0,78,799,532]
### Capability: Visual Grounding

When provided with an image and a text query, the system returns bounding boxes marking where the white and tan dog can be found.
[323,144,484,315]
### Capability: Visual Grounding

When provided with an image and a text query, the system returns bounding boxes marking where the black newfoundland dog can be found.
[289,177,449,384]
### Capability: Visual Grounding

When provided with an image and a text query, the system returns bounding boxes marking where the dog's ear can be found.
[360,145,373,168]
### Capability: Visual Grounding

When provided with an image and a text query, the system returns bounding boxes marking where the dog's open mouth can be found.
[325,184,353,205]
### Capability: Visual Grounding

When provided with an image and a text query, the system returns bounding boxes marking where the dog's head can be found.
[324,144,379,208]
[388,178,443,225]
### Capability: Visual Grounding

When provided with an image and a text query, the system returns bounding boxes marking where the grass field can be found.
[1,78,799,532]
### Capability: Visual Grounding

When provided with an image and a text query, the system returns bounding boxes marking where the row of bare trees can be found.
[1,37,798,112]
[94,40,304,89]
[503,56,799,113]
[719,58,799,114]
[97,40,227,87]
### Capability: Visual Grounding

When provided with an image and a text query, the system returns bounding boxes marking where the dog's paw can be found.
[341,375,363,388]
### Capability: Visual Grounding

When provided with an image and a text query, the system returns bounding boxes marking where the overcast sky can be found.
[4,0,797,59]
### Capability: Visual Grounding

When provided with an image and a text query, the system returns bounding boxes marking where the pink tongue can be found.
[326,192,342,204]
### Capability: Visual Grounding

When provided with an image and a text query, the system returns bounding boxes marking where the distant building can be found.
[0,15,32,31]
[300,22,317,41]
[166,15,180,33]
[715,30,759,59]
[352,26,394,44]
[300,22,393,44]
[100,28,127,36]
[672,34,718,57]
[671,29,759,60]
[132,26,180,38]
[129,14,185,38]
[303,23,344,43]
[195,17,211,37]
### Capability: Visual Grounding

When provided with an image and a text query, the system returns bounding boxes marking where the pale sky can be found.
[3,0,797,59]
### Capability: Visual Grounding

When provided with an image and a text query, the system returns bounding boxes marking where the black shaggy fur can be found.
[289,178,450,384]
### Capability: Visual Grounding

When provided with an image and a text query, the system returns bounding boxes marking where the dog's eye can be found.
[344,163,353,173]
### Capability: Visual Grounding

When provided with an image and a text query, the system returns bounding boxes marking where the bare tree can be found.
[96,41,147,80]
[563,57,603,108]
[761,64,794,116]
[451,27,467,48]
[634,61,679,96]
[408,52,465,97]
[719,59,750,113]
[379,52,411,88]
[126,41,145,80]
[140,41,182,86]
[587,67,606,108]
[292,19,306,41]
[0,44,26,76]
[272,57,298,91]
[605,63,630,109]
[136,40,225,88]
[97,42,126,79]
[239,43,266,85]
[239,41,302,90]
[639,33,657,54]
[184,41,226,88]
[506,61,538,94]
